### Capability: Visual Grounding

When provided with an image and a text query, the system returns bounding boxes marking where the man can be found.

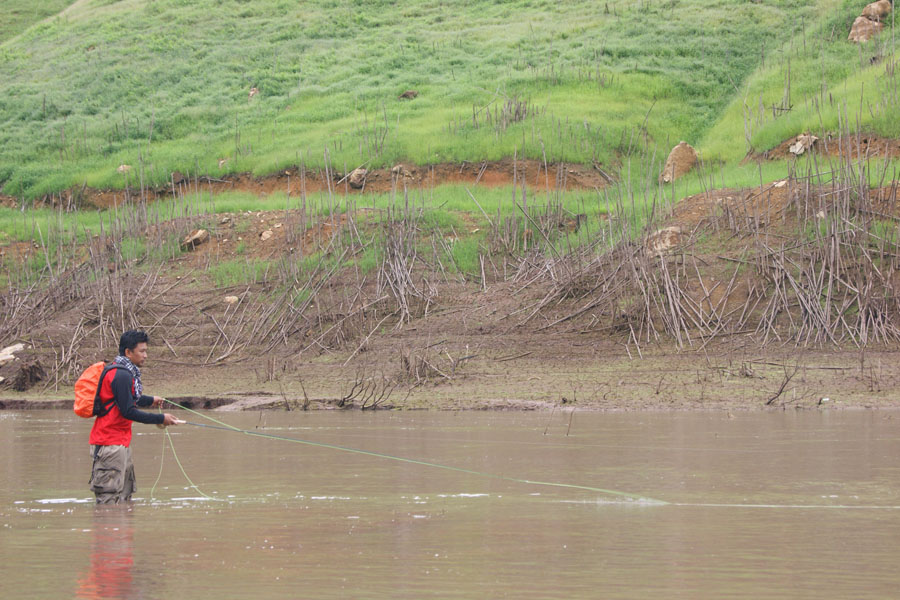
[89,330,180,504]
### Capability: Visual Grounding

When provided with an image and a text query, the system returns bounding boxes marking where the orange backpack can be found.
[73,362,122,418]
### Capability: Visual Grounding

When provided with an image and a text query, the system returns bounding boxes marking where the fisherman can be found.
[88,330,180,504]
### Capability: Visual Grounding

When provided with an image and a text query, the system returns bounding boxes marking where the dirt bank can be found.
[3,334,899,412]
[2,158,611,210]
[754,133,900,161]
[2,164,900,412]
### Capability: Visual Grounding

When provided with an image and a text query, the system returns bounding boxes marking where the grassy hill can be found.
[2,1,900,406]
[3,0,890,199]
[0,0,74,44]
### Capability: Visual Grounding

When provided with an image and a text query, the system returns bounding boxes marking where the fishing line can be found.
[150,403,900,511]
[149,408,217,502]
[163,399,667,505]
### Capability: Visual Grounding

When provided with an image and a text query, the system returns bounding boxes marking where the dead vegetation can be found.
[1,133,900,408]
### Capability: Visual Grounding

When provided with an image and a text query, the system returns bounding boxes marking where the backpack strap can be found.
[93,363,126,417]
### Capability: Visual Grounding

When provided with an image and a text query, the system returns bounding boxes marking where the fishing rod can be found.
[162,399,667,505]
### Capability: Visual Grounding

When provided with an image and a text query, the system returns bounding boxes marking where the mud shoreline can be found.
[4,343,899,412]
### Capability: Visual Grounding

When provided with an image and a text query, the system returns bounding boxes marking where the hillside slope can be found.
[0,0,835,198]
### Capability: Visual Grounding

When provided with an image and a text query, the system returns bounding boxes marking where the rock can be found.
[171,171,187,185]
[220,216,231,224]
[646,226,683,256]
[273,223,282,229]
[391,164,412,178]
[0,343,26,367]
[260,230,274,241]
[862,0,892,21]
[398,90,418,100]
[659,142,698,183]
[224,296,239,305]
[248,87,259,100]
[788,133,819,156]
[180,229,210,251]
[1,343,26,356]
[348,168,368,189]
[117,164,132,174]
[849,16,883,42]
[12,361,45,392]
[218,158,228,169]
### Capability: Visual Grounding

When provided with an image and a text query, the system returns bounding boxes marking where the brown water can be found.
[2,410,899,599]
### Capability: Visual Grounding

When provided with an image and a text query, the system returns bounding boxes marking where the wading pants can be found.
[89,445,136,504]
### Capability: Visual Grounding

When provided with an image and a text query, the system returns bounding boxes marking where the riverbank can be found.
[3,163,900,412]
[4,339,898,412]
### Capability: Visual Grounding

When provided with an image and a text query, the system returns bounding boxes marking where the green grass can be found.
[701,0,899,162]
[0,0,74,44]
[207,258,276,288]
[0,0,836,199]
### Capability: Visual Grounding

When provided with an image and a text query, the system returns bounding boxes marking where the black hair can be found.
[119,330,149,356]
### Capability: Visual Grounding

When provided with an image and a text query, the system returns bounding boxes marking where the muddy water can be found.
[2,410,899,599]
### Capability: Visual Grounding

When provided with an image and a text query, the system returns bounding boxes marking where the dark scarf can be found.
[114,355,143,399]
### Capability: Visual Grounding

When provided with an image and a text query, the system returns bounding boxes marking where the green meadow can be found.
[2,0,893,200]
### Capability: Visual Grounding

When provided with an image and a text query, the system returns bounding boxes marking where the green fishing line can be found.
[162,399,667,505]
[149,407,217,502]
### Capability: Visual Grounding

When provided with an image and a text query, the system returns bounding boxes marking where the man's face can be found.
[125,342,148,367]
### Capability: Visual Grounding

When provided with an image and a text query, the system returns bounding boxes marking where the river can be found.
[2,409,898,598]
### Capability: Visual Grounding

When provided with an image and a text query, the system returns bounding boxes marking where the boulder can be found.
[0,343,26,356]
[659,142,698,183]
[180,229,209,251]
[0,343,26,367]
[646,226,683,257]
[849,16,883,42]
[224,295,240,305]
[862,0,892,21]
[260,230,274,241]
[348,168,368,189]
[788,134,819,156]
[391,163,416,179]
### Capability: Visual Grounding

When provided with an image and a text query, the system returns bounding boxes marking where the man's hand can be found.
[152,396,165,408]
[162,413,181,426]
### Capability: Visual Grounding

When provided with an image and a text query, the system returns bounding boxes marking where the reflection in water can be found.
[76,508,135,600]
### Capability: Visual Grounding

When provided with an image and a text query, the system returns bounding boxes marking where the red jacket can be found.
[89,366,163,447]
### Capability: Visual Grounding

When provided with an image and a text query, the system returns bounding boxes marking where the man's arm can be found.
[136,394,155,407]
[111,370,165,425]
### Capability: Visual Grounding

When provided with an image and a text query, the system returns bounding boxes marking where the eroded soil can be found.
[3,151,900,412]
[1,159,611,211]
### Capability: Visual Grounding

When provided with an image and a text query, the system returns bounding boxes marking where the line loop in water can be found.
[163,399,667,505]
